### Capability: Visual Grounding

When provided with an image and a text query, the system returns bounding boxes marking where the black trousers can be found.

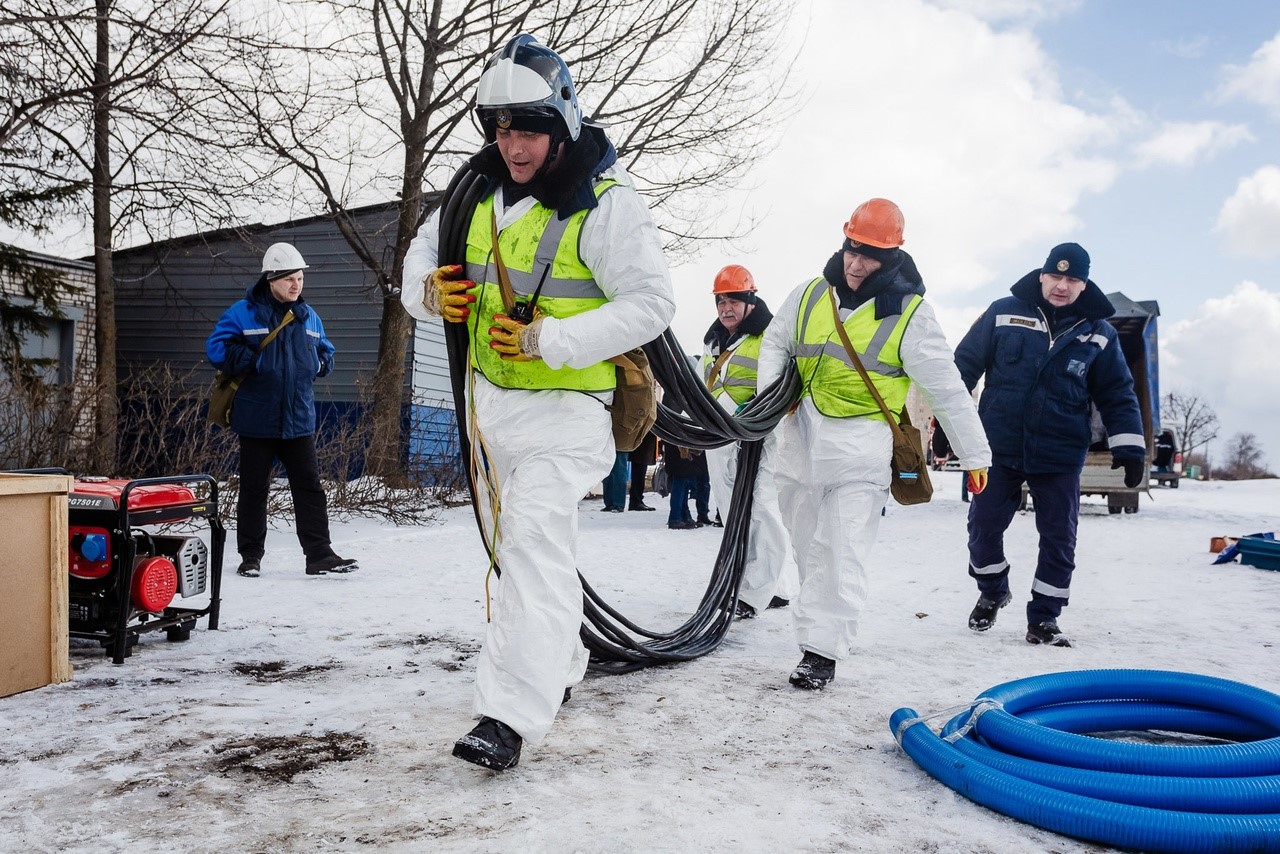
[237,435,333,562]
[966,464,1079,625]
[628,462,648,506]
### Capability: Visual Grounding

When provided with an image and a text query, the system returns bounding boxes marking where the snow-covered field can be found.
[2,472,1277,853]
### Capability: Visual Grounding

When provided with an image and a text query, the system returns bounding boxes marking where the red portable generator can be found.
[65,474,226,664]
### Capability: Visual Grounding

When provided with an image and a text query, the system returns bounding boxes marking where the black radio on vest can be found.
[510,263,552,324]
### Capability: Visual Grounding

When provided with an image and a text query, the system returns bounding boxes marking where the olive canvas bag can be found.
[207,310,295,429]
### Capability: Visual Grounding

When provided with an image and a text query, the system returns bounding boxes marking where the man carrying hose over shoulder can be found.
[401,34,674,770]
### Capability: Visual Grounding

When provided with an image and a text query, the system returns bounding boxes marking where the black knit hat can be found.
[1042,243,1090,281]
[843,238,900,267]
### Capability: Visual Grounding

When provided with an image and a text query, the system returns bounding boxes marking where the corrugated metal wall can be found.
[112,204,401,402]
[109,201,468,479]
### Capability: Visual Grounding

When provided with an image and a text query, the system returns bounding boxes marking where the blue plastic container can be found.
[1238,535,1280,571]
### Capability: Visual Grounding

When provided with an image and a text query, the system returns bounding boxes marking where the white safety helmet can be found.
[475,34,582,143]
[261,243,308,278]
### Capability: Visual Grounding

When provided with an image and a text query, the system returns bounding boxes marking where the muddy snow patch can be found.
[212,731,370,782]
[230,660,338,681]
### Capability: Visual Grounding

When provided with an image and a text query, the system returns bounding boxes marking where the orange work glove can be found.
[966,468,988,495]
[424,264,475,323]
[489,314,543,362]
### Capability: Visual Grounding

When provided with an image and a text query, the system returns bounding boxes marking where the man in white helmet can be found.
[206,243,357,578]
[402,34,675,770]
[700,264,797,619]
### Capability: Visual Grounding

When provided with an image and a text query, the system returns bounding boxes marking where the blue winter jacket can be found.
[954,271,1144,474]
[206,277,335,439]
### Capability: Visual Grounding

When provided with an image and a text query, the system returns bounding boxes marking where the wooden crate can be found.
[0,472,74,698]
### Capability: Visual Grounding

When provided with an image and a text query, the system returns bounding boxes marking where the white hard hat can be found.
[261,243,308,275]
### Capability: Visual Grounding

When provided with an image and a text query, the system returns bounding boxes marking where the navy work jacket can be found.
[954,271,1143,474]
[206,278,335,440]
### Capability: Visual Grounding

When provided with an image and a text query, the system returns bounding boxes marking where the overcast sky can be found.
[8,0,1277,468]
[665,0,1280,468]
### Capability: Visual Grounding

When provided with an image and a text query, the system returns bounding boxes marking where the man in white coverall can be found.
[700,264,797,619]
[757,198,990,690]
[401,34,675,769]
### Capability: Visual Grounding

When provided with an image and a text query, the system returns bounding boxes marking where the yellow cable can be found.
[463,357,503,622]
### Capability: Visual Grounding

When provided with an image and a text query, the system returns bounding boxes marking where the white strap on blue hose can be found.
[893,697,1004,746]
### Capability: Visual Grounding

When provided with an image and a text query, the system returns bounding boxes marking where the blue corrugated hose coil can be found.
[891,669,1280,853]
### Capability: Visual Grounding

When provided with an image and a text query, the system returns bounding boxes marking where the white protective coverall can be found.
[402,163,675,742]
[757,283,990,661]
[700,340,798,613]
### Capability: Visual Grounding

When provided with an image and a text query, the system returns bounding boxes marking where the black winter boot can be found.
[767,596,790,609]
[789,651,836,690]
[236,558,261,578]
[1026,620,1073,647]
[734,600,757,620]
[305,554,358,575]
[453,717,523,770]
[968,592,1012,632]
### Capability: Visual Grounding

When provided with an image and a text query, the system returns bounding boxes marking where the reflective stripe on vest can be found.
[464,181,618,392]
[793,277,922,420]
[705,334,762,406]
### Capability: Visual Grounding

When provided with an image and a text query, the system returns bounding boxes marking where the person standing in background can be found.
[628,430,658,511]
[602,451,628,512]
[206,243,358,579]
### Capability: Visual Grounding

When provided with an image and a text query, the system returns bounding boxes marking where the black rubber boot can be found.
[734,600,757,620]
[1026,620,1073,648]
[453,717,523,770]
[968,592,1012,631]
[237,558,261,578]
[767,596,789,609]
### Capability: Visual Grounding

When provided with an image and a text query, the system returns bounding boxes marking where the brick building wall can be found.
[0,247,97,462]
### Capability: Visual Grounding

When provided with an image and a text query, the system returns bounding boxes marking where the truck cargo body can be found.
[1080,293,1159,513]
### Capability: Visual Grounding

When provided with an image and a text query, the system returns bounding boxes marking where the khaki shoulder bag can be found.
[827,291,932,505]
[489,212,657,452]
[208,310,295,429]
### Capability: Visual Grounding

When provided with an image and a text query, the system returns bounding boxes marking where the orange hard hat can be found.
[712,264,757,295]
[843,198,905,249]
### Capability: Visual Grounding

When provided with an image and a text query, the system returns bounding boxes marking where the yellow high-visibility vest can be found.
[793,277,921,420]
[705,334,762,406]
[464,181,618,391]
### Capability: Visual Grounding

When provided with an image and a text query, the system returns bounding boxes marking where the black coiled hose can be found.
[435,164,800,673]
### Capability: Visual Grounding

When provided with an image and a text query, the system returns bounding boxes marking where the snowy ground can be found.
[1,472,1278,853]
